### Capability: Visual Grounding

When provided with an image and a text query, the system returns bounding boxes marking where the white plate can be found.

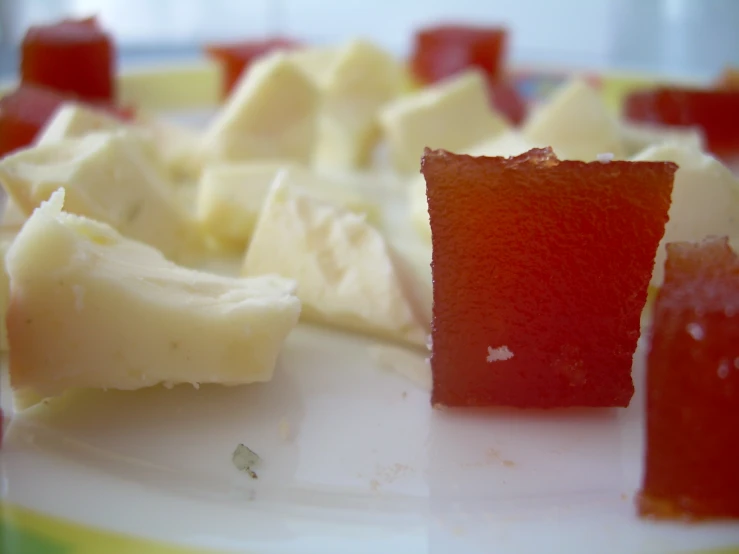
[1,110,738,554]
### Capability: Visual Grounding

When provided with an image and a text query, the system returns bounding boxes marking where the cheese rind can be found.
[6,189,301,401]
[200,52,319,165]
[379,70,509,173]
[196,162,380,250]
[0,130,200,263]
[242,178,429,347]
[632,142,739,286]
[522,78,625,161]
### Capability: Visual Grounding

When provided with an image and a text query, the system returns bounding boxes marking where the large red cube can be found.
[21,17,115,102]
[638,237,739,520]
[422,148,676,408]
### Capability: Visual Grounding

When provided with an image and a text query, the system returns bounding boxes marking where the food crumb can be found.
[370,479,381,492]
[621,493,628,501]
[503,459,515,468]
[486,345,514,363]
[232,443,260,479]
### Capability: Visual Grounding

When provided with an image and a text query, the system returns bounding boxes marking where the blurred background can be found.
[1,0,739,81]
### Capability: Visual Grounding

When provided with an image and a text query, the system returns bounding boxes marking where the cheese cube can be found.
[6,189,301,401]
[36,102,122,145]
[522,78,625,161]
[379,70,509,173]
[632,142,739,286]
[0,130,200,263]
[287,46,338,87]
[197,162,380,251]
[313,40,404,170]
[200,52,319,165]
[243,178,429,347]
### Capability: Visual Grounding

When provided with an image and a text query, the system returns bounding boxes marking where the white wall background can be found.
[2,0,739,79]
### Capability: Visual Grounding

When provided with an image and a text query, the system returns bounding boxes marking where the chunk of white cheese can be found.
[523,78,625,161]
[287,46,339,87]
[200,52,319,165]
[619,121,704,158]
[5,189,301,402]
[313,40,404,170]
[0,237,11,352]
[379,70,509,173]
[197,162,380,250]
[36,103,123,145]
[0,130,201,263]
[632,142,739,286]
[242,178,429,347]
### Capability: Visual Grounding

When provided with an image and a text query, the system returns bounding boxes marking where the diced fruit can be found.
[312,40,403,170]
[242,177,430,347]
[379,71,509,173]
[6,189,301,403]
[624,87,739,161]
[632,142,739,287]
[205,38,300,98]
[196,162,379,251]
[638,237,739,521]
[423,148,676,408]
[0,85,130,159]
[523,78,624,161]
[21,17,115,102]
[0,130,200,263]
[410,24,507,85]
[200,52,319,166]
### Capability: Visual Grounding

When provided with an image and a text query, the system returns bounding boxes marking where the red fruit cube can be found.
[487,78,527,126]
[0,85,132,158]
[21,17,115,102]
[422,148,676,408]
[205,38,300,98]
[410,24,508,85]
[623,87,739,162]
[638,237,739,521]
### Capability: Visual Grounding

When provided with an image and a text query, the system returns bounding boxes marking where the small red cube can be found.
[623,87,739,162]
[638,237,739,521]
[205,38,300,98]
[410,24,508,85]
[423,148,676,408]
[21,17,115,102]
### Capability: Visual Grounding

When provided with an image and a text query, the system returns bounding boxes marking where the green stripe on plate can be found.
[0,502,229,554]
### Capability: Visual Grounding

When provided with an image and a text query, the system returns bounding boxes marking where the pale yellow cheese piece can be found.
[200,52,320,165]
[619,121,704,158]
[632,142,739,286]
[0,130,201,263]
[6,189,301,402]
[197,163,380,251]
[379,70,509,173]
[242,178,429,347]
[313,40,404,170]
[0,237,11,352]
[1,197,27,230]
[522,78,625,161]
[134,110,203,182]
[287,46,338,87]
[36,103,123,145]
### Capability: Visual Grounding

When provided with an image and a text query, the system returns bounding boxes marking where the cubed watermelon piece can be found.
[205,38,300,98]
[638,236,739,521]
[423,148,676,408]
[21,17,115,102]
